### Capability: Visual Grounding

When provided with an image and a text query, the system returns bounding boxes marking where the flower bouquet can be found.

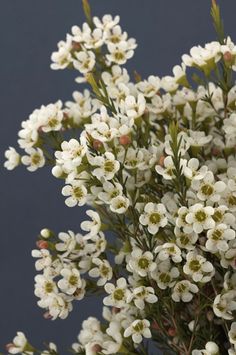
[3,1,236,354]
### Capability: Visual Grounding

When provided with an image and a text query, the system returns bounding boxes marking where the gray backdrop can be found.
[0,0,235,352]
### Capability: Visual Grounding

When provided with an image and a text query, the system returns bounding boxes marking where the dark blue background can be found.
[0,0,235,352]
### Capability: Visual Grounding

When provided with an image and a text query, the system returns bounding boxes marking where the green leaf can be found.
[82,0,93,28]
[211,0,225,44]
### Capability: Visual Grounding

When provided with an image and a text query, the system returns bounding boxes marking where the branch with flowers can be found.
[3,0,236,354]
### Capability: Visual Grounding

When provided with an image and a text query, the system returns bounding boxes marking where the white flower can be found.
[73,50,95,74]
[151,261,179,289]
[174,227,198,250]
[21,147,45,172]
[128,248,156,277]
[139,202,168,235]
[93,14,120,31]
[81,23,105,49]
[156,156,181,180]
[78,317,101,345]
[183,251,214,283]
[213,291,236,320]
[123,147,145,170]
[58,267,82,295]
[136,76,161,97]
[106,41,135,65]
[89,258,113,286]
[51,34,73,70]
[39,100,64,133]
[7,332,29,354]
[155,243,182,263]
[182,41,221,68]
[39,293,73,320]
[55,230,77,256]
[192,341,220,355]
[161,76,178,92]
[90,152,120,180]
[62,181,87,207]
[183,158,208,181]
[124,319,151,344]
[188,130,212,147]
[41,343,57,355]
[34,274,57,299]
[191,172,226,202]
[55,138,87,173]
[127,286,158,310]
[31,249,52,271]
[185,203,215,234]
[98,181,123,203]
[80,210,101,238]
[229,322,236,346]
[206,224,235,253]
[104,277,131,307]
[172,280,199,302]
[4,147,20,170]
[123,94,146,119]
[110,195,130,214]
[101,65,129,87]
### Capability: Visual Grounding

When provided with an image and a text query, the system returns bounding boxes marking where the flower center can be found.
[195,210,207,222]
[189,259,201,272]
[73,186,84,199]
[149,212,161,224]
[201,184,214,196]
[138,257,150,269]
[133,321,144,332]
[113,289,125,301]
[69,275,78,286]
[104,160,115,172]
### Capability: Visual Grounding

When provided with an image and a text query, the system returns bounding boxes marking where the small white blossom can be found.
[4,147,20,170]
[127,286,158,310]
[172,280,199,302]
[139,202,168,235]
[73,50,95,74]
[128,248,156,277]
[124,319,151,344]
[21,147,45,172]
[185,203,215,234]
[62,181,87,207]
[58,267,82,295]
[80,210,101,238]
[104,277,131,307]
[183,251,214,283]
[89,258,113,286]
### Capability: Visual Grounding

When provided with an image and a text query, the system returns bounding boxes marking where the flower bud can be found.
[36,240,49,249]
[206,310,214,322]
[112,307,120,314]
[40,228,51,239]
[188,320,195,332]
[93,139,103,150]
[6,343,14,352]
[223,51,233,63]
[43,311,53,319]
[211,147,221,156]
[167,327,176,337]
[119,135,131,146]
[52,165,63,178]
[205,341,219,354]
[151,320,160,330]
[91,344,102,352]
[158,155,165,167]
[72,41,81,51]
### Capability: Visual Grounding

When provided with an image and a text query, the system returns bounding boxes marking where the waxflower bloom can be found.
[139,202,168,234]
[124,319,151,344]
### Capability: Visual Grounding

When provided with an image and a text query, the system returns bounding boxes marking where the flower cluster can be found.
[4,1,236,354]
